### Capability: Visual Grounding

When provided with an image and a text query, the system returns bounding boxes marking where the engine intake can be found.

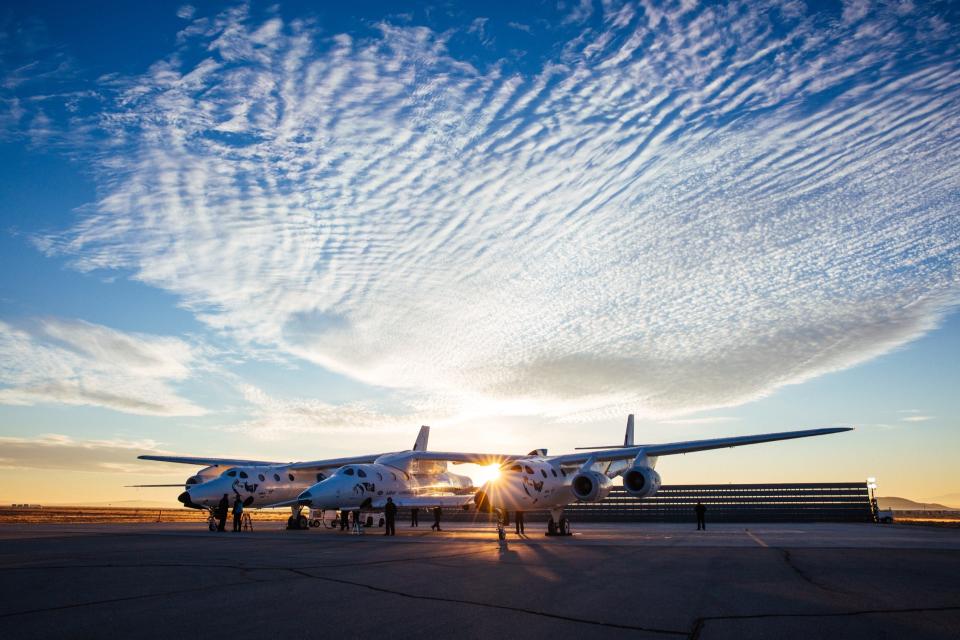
[570,471,612,502]
[622,466,661,498]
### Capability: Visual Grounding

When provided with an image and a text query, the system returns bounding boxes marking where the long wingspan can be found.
[547,427,852,467]
[375,451,528,468]
[137,455,282,467]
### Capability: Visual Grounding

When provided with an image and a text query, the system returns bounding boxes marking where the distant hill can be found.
[878,497,958,511]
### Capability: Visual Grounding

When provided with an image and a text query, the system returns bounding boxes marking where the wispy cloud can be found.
[659,416,739,426]
[0,318,206,416]
[901,415,935,423]
[0,433,168,473]
[27,1,960,422]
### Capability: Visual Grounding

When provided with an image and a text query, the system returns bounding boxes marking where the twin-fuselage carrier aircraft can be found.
[139,418,850,535]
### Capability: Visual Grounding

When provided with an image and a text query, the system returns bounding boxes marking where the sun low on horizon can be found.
[0,0,958,507]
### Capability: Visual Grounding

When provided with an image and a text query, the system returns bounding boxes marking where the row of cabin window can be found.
[341,467,400,481]
[507,465,567,478]
[227,469,296,483]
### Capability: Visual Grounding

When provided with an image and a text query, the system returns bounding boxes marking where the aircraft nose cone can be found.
[177,491,191,506]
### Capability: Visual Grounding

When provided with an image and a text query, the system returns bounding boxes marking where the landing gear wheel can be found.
[298,515,308,529]
[208,519,217,532]
[546,518,557,536]
[559,517,571,536]
[309,519,321,528]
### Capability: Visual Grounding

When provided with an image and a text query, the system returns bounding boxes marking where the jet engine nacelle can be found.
[185,465,223,487]
[621,465,661,498]
[570,470,613,502]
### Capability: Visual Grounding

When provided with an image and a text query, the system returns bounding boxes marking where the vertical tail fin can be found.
[413,425,430,451]
[623,414,635,447]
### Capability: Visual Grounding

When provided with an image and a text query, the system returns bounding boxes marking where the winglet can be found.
[624,414,635,447]
[413,426,430,451]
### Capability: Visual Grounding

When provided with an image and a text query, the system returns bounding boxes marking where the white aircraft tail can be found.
[413,426,430,451]
[573,414,637,450]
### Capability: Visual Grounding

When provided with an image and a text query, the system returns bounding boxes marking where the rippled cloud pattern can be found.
[40,1,960,420]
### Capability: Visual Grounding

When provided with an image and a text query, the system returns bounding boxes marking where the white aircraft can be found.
[471,416,852,535]
[136,426,432,527]
[294,447,517,512]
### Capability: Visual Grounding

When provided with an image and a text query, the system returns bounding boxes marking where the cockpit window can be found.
[227,470,237,477]
[288,474,295,482]
[376,472,383,481]
[316,473,326,482]
[357,469,367,478]
[239,471,248,479]
[344,468,355,476]
[540,469,547,478]
[560,469,567,477]
[273,474,280,482]
[551,469,557,477]
[390,473,397,480]
[258,474,265,481]
[524,466,534,475]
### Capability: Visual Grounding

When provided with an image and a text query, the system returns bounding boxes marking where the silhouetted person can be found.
[695,502,707,531]
[232,496,244,532]
[410,507,419,527]
[430,506,442,531]
[353,509,362,532]
[216,494,229,532]
[340,509,349,531]
[515,511,525,535]
[384,497,397,536]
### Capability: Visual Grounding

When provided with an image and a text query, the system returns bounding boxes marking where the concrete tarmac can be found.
[1,521,958,639]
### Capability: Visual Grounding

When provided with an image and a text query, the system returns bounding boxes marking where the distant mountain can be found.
[49,500,176,509]
[933,493,960,509]
[878,497,958,511]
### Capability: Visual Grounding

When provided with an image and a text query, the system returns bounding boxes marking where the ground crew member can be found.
[515,511,525,535]
[340,509,349,531]
[410,507,419,527]
[430,506,442,531]
[352,509,362,533]
[232,496,244,532]
[695,502,707,530]
[216,494,229,532]
[384,497,397,536]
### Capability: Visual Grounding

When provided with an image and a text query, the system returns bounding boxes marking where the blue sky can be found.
[1,1,958,504]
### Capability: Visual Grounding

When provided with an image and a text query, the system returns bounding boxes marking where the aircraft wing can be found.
[138,455,282,467]
[286,454,386,471]
[547,427,853,467]
[375,451,528,467]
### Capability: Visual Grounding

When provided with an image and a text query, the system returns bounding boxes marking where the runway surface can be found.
[1,521,958,639]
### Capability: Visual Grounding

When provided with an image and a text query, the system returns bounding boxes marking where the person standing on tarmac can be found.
[216,494,229,532]
[695,502,707,530]
[384,497,397,536]
[430,506,442,531]
[410,507,419,527]
[232,495,244,532]
[340,509,349,531]
[515,511,525,535]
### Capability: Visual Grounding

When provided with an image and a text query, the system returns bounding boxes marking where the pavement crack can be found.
[687,605,960,640]
[287,568,688,636]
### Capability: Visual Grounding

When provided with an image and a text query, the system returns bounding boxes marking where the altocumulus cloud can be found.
[34,1,960,420]
[0,319,206,416]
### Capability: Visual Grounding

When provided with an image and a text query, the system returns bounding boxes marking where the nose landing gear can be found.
[545,509,572,536]
[286,505,309,530]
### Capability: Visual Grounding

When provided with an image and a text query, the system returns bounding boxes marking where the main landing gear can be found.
[286,505,309,530]
[545,508,572,537]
